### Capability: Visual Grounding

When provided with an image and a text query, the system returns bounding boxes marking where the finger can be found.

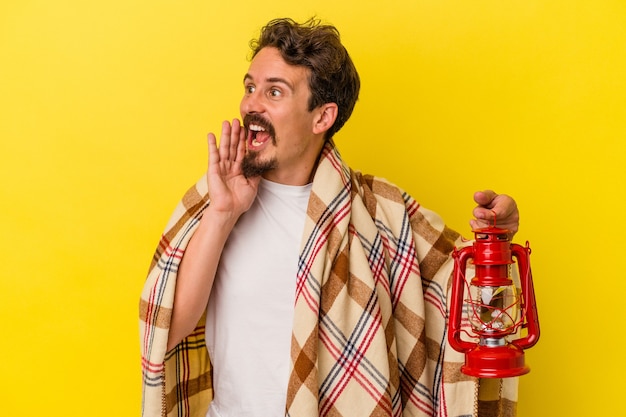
[207,132,219,167]
[234,120,246,164]
[473,206,496,222]
[472,190,497,223]
[218,120,232,161]
[474,204,509,226]
[469,219,487,231]
[230,119,241,159]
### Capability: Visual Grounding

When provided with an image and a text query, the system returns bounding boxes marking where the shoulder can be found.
[350,169,461,241]
[350,170,409,205]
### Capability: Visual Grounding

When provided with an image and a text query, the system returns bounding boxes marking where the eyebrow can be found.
[243,73,295,92]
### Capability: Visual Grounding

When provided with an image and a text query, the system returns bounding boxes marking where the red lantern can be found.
[448,225,540,378]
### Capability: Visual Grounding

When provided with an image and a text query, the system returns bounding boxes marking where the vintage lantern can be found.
[448,224,540,378]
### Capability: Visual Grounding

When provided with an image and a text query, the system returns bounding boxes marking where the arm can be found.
[166,119,260,351]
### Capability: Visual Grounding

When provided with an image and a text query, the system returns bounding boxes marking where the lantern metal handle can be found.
[511,242,540,350]
[448,245,477,353]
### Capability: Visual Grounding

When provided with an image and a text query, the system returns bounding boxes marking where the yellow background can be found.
[1,0,624,416]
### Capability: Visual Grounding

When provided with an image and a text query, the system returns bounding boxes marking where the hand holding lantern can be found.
[448,224,540,378]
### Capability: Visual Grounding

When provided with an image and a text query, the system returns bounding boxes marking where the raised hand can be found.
[470,190,519,235]
[206,119,260,219]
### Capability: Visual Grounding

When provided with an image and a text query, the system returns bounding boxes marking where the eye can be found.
[245,84,255,94]
[268,88,282,98]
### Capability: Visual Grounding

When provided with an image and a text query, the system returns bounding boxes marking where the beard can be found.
[241,150,277,178]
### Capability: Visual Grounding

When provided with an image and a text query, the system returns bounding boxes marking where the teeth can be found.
[249,124,265,132]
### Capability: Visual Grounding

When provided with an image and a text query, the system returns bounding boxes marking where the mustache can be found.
[243,113,276,139]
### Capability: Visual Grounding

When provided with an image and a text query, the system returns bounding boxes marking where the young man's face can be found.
[239,47,328,185]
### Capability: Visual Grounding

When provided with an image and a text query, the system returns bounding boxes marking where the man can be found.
[140,18,521,417]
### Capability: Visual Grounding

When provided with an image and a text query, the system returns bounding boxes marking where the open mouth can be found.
[244,114,275,151]
[248,123,270,148]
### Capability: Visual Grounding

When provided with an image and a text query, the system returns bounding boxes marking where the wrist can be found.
[201,204,241,231]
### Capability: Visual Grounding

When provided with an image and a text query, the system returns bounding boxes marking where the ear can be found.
[312,103,338,135]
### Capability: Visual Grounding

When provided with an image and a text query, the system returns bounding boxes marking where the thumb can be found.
[474,190,498,208]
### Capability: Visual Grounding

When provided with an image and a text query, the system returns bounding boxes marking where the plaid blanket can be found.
[139,140,518,417]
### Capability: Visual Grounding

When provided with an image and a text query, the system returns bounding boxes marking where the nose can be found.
[240,90,265,115]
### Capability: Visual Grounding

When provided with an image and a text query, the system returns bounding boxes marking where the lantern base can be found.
[462,343,530,378]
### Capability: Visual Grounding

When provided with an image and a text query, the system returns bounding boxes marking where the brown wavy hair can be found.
[250,17,360,140]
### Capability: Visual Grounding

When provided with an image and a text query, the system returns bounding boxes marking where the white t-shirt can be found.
[205,179,311,417]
